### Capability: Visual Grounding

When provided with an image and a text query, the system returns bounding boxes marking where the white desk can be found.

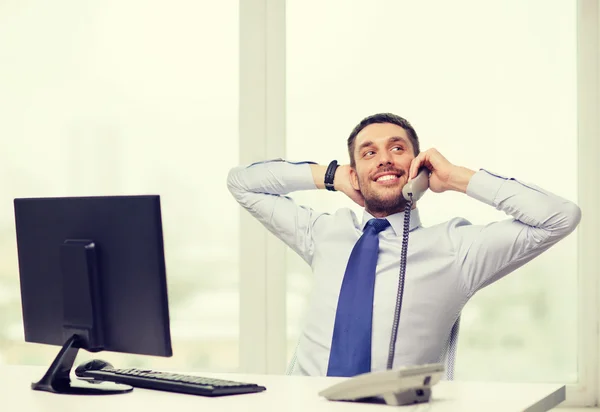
[0,365,565,411]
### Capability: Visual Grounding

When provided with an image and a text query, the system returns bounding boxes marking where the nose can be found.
[377,150,393,166]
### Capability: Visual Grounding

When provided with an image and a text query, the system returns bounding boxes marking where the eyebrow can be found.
[357,136,409,153]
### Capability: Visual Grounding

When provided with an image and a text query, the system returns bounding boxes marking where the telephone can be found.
[402,167,430,202]
[318,363,444,406]
[319,167,433,406]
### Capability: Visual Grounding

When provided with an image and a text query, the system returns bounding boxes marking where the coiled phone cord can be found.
[386,195,412,370]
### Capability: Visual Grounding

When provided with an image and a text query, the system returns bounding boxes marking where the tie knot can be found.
[365,218,390,234]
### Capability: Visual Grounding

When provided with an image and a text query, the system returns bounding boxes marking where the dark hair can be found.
[347,113,420,167]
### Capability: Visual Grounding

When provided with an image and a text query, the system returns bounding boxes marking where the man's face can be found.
[350,123,415,215]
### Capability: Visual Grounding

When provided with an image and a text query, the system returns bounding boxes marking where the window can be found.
[0,0,239,372]
[286,0,578,383]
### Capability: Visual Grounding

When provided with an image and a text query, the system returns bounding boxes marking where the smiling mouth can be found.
[373,174,403,186]
[375,175,399,182]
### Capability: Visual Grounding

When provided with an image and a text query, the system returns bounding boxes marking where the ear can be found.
[349,167,360,191]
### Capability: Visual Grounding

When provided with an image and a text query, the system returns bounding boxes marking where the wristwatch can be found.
[324,160,338,191]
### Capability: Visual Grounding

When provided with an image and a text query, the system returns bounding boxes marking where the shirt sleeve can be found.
[227,159,326,265]
[452,169,582,295]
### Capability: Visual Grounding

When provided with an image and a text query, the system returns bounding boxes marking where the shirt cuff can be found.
[465,169,508,207]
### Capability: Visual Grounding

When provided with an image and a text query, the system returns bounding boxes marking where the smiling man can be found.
[227,112,581,377]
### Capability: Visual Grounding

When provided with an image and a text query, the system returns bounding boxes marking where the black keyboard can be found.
[76,367,267,397]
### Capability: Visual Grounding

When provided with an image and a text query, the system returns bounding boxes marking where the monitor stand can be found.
[31,240,132,394]
[32,334,132,395]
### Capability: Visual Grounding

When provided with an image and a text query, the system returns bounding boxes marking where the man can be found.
[227,112,581,378]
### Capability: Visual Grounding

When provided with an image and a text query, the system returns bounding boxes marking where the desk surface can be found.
[0,365,565,411]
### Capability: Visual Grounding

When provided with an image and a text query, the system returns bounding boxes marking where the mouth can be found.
[373,172,403,186]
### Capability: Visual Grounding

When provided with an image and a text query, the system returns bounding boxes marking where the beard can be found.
[358,169,409,216]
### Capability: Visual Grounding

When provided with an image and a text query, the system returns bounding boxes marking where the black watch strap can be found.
[324,160,338,191]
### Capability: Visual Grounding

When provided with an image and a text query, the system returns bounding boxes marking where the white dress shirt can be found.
[227,159,581,377]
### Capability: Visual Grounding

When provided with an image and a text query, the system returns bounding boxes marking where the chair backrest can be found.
[443,316,461,380]
[286,341,299,375]
[286,316,461,378]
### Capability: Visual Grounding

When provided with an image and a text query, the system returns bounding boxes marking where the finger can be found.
[408,158,417,180]
[409,153,425,179]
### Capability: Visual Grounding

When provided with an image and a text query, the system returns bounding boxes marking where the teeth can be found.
[376,175,398,182]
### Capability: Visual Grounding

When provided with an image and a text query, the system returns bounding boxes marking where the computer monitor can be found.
[13,195,172,395]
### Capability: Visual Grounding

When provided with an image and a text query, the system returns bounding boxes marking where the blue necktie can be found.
[327,218,390,377]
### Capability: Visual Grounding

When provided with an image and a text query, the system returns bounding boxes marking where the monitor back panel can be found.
[14,195,172,357]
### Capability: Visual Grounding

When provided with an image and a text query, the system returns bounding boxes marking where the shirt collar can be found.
[361,207,422,236]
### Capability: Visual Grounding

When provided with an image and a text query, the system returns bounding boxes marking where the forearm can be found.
[466,169,581,237]
[227,160,317,198]
[310,164,327,189]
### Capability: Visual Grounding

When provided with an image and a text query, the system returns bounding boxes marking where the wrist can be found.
[333,165,349,191]
[447,166,476,193]
[324,160,338,191]
[309,162,349,191]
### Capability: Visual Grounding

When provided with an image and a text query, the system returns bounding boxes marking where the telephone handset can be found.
[402,167,430,202]
[319,167,436,406]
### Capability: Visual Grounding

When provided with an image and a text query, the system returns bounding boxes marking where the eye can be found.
[363,150,375,157]
[391,146,403,152]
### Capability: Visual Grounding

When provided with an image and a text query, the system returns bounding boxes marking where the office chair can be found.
[285,316,461,380]
[443,316,460,380]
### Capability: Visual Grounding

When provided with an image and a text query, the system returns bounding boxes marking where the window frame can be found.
[238,0,288,375]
